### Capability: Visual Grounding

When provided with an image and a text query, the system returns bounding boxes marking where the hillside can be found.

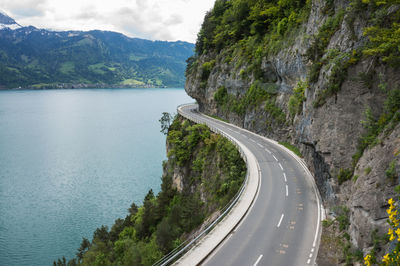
[56,116,246,265]
[185,0,400,264]
[0,13,194,89]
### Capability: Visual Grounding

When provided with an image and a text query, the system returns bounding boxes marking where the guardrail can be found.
[153,104,250,266]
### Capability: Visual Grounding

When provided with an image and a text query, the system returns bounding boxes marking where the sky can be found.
[0,0,216,43]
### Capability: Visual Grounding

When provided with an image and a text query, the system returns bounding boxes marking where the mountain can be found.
[0,13,194,89]
[0,12,21,30]
[185,0,399,264]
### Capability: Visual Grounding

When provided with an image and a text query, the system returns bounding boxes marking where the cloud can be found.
[164,14,183,26]
[0,0,216,42]
[1,0,48,18]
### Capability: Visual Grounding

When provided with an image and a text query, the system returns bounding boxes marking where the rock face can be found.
[185,0,400,261]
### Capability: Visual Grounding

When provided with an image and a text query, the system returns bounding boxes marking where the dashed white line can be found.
[272,155,278,161]
[257,143,264,148]
[254,254,263,266]
[265,148,272,154]
[307,258,311,264]
[283,172,287,182]
[277,214,284,227]
[286,185,289,197]
[309,253,312,258]
[279,163,283,170]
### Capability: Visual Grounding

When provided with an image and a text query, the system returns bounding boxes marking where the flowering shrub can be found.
[365,198,400,265]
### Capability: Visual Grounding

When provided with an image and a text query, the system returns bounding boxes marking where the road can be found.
[178,104,322,266]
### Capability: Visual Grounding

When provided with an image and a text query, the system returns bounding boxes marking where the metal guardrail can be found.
[153,104,250,266]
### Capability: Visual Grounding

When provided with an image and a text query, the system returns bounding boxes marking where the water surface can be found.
[0,88,192,265]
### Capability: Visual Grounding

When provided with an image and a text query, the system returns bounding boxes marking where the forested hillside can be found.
[0,13,194,89]
[55,116,246,265]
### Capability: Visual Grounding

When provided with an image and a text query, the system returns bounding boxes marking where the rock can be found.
[184,0,400,260]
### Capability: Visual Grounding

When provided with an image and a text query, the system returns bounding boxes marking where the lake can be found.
[0,88,193,265]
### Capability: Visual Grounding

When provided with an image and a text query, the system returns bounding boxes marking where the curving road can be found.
[177,104,323,266]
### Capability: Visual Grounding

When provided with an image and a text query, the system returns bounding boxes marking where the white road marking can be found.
[277,214,284,227]
[283,173,287,182]
[286,185,289,197]
[257,143,263,148]
[254,255,263,266]
[311,248,314,253]
[265,148,272,154]
[273,155,278,161]
[307,258,311,264]
[182,105,324,266]
[309,253,312,258]
[279,163,283,170]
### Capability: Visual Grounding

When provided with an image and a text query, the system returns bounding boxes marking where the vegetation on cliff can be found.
[55,116,246,266]
[184,0,400,264]
[193,0,311,57]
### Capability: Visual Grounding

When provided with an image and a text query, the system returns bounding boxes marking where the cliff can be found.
[185,0,400,263]
[58,116,246,265]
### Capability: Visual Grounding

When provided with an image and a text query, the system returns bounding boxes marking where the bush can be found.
[385,160,397,181]
[337,168,353,185]
[333,206,350,231]
[353,87,400,166]
[201,60,216,81]
[306,10,345,62]
[288,81,307,117]
[214,86,228,106]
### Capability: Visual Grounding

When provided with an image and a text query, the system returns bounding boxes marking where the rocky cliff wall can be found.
[185,0,400,262]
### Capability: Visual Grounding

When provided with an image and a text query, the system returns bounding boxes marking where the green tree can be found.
[77,238,91,260]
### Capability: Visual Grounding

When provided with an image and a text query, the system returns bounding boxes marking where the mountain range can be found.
[0,12,194,89]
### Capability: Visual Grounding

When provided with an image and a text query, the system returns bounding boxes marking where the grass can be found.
[209,114,229,123]
[121,79,145,86]
[279,141,302,157]
[59,62,75,74]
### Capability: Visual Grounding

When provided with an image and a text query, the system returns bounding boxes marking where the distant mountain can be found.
[0,12,21,30]
[0,12,194,89]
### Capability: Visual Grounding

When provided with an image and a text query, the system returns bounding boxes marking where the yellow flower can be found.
[396,227,400,238]
[382,253,390,264]
[364,254,372,266]
[389,198,394,206]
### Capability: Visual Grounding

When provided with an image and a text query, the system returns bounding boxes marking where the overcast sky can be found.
[0,0,216,43]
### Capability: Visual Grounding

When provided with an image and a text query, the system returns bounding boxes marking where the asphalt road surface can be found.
[178,104,322,266]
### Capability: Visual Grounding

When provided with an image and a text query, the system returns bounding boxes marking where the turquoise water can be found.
[0,88,192,265]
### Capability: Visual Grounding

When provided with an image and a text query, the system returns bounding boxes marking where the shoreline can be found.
[0,83,182,90]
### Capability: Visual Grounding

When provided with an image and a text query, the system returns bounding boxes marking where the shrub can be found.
[201,60,216,81]
[333,205,350,231]
[364,167,372,175]
[337,168,353,184]
[306,10,345,62]
[288,81,307,117]
[353,87,400,166]
[385,160,397,181]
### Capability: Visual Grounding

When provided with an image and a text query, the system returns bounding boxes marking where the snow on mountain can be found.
[0,11,22,30]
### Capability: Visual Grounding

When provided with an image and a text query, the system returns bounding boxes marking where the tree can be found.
[159,112,173,135]
[77,238,91,260]
[93,225,109,243]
